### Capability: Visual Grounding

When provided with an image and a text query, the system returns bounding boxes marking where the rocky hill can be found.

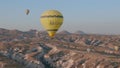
[74,30,86,35]
[0,28,120,68]
[58,30,71,35]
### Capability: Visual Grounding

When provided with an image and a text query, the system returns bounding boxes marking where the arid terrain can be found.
[0,28,120,68]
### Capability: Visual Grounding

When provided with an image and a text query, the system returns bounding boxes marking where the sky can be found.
[0,0,120,34]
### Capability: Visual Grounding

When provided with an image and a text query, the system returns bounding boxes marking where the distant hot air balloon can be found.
[40,10,64,37]
[25,9,30,15]
[114,46,119,51]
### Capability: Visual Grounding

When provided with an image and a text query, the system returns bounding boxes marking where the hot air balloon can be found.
[114,46,119,51]
[40,10,64,37]
[25,9,30,15]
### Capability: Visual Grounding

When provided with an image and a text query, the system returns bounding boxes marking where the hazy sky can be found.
[0,0,120,34]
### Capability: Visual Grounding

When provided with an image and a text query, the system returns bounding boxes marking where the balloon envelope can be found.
[40,10,63,37]
[25,9,30,15]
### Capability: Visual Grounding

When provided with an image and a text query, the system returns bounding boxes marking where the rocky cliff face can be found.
[0,28,120,68]
[0,40,120,68]
[0,42,45,68]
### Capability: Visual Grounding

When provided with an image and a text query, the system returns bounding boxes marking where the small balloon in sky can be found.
[25,9,30,15]
[40,10,64,38]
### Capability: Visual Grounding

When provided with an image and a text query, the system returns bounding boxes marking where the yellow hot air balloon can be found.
[40,10,63,37]
[25,9,30,15]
